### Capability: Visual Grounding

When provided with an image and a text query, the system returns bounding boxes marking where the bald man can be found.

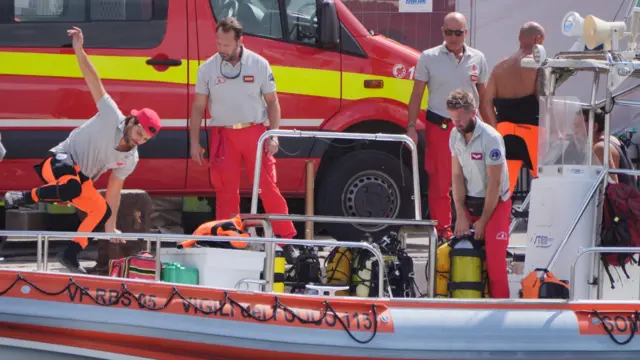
[407,12,490,240]
[482,21,548,196]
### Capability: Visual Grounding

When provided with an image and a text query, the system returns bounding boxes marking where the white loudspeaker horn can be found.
[562,11,584,37]
[583,15,627,50]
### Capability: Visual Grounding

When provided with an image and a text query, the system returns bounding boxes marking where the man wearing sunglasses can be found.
[448,89,511,299]
[482,21,546,198]
[189,17,299,263]
[407,12,490,241]
[3,27,162,274]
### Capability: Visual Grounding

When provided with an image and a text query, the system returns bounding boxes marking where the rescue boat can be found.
[3,12,640,360]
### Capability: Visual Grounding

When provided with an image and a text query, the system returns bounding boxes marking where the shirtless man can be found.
[482,21,548,195]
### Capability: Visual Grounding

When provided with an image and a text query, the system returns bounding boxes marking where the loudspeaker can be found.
[562,11,585,37]
[583,15,627,50]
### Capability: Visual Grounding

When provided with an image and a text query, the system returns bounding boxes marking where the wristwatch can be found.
[407,123,416,129]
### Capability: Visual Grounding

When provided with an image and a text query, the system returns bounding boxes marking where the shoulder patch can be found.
[268,73,275,83]
[489,148,502,161]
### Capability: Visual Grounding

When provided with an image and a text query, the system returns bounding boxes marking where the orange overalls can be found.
[31,152,111,249]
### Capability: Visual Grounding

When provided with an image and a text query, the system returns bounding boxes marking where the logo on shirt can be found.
[268,73,275,84]
[243,75,255,83]
[115,161,125,167]
[489,148,502,161]
[469,63,479,83]
[471,152,483,160]
[496,231,508,241]
[215,76,226,86]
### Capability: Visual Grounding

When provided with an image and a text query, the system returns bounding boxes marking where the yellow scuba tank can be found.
[351,250,376,297]
[449,231,485,298]
[325,247,352,296]
[435,241,452,297]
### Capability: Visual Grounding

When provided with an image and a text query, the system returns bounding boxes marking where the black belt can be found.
[426,109,451,130]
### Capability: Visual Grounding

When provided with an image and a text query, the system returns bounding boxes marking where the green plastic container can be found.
[161,262,199,285]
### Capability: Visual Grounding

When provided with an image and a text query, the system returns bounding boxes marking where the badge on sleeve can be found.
[268,73,275,84]
[243,75,255,83]
[489,148,502,161]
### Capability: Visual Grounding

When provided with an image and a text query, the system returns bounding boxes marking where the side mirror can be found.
[317,0,339,49]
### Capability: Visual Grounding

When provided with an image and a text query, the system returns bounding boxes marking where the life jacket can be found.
[600,182,640,288]
[177,214,250,250]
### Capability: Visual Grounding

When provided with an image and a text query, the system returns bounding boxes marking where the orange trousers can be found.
[209,123,296,239]
[32,153,111,248]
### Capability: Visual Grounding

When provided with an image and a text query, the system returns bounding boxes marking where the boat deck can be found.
[0,231,531,296]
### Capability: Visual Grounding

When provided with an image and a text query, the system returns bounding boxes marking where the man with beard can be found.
[3,26,162,274]
[188,17,298,263]
[482,21,547,195]
[407,12,490,241]
[448,89,511,298]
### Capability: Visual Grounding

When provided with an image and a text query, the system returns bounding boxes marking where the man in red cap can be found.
[4,27,161,274]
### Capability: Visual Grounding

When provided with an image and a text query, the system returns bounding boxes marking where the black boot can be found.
[57,242,87,274]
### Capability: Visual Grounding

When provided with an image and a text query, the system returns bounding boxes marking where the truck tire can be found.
[316,149,416,242]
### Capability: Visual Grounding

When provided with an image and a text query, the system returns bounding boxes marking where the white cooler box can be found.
[160,247,266,291]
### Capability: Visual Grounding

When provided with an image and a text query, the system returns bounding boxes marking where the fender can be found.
[321,97,426,132]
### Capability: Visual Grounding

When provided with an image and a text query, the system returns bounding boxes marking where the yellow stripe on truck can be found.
[2,52,427,108]
[0,52,187,84]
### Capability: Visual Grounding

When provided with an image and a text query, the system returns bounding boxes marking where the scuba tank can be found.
[435,241,453,297]
[351,250,378,297]
[449,230,486,299]
[324,247,352,296]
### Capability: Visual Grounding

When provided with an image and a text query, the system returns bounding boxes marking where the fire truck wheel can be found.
[316,149,414,242]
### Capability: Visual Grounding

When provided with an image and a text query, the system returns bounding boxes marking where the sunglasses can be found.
[444,29,465,37]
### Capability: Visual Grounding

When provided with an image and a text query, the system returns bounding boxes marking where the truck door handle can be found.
[146,58,182,66]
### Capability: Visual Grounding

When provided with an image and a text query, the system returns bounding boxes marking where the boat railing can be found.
[522,49,640,286]
[0,229,389,298]
[569,246,640,301]
[247,129,441,296]
[239,213,439,297]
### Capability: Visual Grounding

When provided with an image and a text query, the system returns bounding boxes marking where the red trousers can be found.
[466,198,511,299]
[209,123,296,239]
[424,120,453,238]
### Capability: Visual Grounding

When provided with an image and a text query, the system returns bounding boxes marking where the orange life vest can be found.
[178,214,249,250]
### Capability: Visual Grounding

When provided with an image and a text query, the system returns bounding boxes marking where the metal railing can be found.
[0,229,388,298]
[240,213,439,298]
[569,246,640,301]
[250,130,423,220]
[248,130,437,296]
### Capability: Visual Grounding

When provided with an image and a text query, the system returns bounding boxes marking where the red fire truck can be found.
[0,0,450,241]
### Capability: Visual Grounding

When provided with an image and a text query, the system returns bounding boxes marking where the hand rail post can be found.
[155,236,162,281]
[36,234,43,271]
[427,225,437,298]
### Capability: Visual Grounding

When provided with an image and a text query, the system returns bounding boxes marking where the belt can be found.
[224,122,261,130]
[426,109,451,130]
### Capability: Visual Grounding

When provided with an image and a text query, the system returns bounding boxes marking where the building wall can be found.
[343,0,456,51]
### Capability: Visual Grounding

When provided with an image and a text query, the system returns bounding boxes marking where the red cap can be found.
[131,108,161,136]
